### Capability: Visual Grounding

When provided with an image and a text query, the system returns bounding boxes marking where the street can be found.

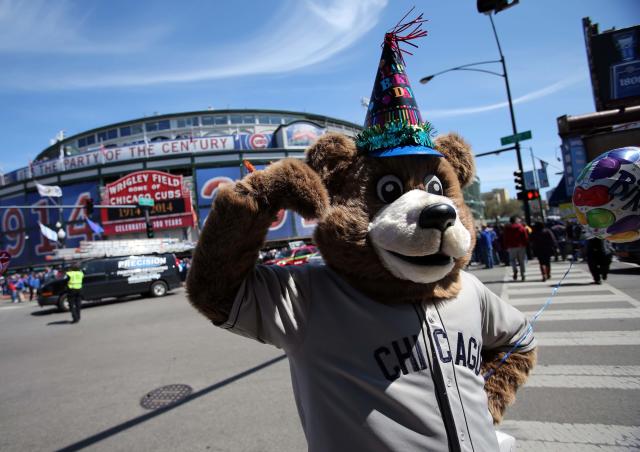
[1,260,639,451]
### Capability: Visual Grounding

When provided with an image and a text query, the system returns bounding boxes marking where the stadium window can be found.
[97,131,108,142]
[119,126,131,137]
[242,115,256,124]
[78,137,87,148]
[177,117,199,128]
[257,115,270,124]
[201,116,214,126]
[85,135,96,145]
[158,120,170,130]
[107,129,117,139]
[270,115,284,124]
[214,116,228,125]
[230,115,242,125]
[130,124,143,135]
[145,122,158,132]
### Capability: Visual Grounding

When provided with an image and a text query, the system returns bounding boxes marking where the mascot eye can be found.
[424,175,444,196]
[376,175,404,203]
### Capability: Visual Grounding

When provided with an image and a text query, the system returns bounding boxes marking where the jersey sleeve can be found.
[476,276,536,353]
[220,264,312,351]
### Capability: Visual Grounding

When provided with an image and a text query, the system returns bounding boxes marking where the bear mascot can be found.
[187,14,536,452]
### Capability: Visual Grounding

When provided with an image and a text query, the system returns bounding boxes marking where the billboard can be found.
[100,170,194,235]
[277,121,326,149]
[195,166,317,242]
[585,19,640,111]
[561,137,588,196]
[0,182,98,268]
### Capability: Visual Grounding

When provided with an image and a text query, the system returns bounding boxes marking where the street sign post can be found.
[500,130,532,146]
[138,197,155,208]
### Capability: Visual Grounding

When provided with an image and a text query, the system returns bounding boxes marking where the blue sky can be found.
[0,0,638,197]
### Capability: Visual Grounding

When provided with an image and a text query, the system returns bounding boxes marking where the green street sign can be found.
[138,197,155,207]
[500,130,532,146]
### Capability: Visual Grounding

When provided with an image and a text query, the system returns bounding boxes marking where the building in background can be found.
[550,17,640,208]
[481,188,510,205]
[0,109,361,268]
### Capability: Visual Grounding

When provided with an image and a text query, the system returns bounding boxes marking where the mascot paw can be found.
[481,349,537,424]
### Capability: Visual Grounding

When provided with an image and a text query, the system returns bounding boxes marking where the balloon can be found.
[572,146,640,243]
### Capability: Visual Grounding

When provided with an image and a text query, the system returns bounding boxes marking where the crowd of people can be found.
[0,267,61,303]
[473,215,613,284]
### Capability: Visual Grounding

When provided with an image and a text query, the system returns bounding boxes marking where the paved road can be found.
[0,260,638,451]
[471,259,640,451]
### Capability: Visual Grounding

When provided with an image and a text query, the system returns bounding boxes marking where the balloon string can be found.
[483,258,575,381]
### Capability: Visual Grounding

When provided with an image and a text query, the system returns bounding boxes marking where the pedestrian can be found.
[28,272,41,301]
[479,224,496,268]
[503,215,529,281]
[586,238,613,285]
[530,221,558,281]
[550,221,569,261]
[8,277,18,303]
[65,264,84,323]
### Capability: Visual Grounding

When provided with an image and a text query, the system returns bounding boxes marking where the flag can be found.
[39,222,59,242]
[36,182,63,198]
[86,217,104,235]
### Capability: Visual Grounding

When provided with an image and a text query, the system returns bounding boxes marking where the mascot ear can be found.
[306,133,359,194]
[435,132,476,188]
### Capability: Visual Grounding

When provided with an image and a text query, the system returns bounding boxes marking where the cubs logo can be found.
[200,177,235,200]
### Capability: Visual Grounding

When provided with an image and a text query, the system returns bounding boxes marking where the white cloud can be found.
[2,0,388,89]
[427,74,587,119]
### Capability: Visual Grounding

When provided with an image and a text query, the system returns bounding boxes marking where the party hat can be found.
[356,10,440,158]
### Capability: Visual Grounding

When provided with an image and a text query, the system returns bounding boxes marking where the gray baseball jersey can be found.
[221,264,535,452]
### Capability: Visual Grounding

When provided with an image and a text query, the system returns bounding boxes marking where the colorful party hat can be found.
[355,10,440,158]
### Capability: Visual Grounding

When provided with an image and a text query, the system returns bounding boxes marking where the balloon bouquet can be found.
[572,146,640,243]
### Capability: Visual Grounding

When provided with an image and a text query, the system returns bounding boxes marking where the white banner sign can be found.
[26,136,235,179]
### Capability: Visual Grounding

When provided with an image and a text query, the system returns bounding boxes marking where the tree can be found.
[484,199,524,221]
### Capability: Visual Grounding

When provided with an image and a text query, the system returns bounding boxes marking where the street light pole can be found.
[488,14,531,225]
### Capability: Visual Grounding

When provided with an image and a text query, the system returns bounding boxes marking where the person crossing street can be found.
[65,264,84,323]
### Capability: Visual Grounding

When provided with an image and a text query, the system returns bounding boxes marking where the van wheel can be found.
[150,281,168,297]
[57,294,69,312]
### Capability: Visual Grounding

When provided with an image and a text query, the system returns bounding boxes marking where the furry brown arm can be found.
[480,348,537,424]
[186,158,329,324]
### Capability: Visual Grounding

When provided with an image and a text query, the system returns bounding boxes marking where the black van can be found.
[37,254,182,311]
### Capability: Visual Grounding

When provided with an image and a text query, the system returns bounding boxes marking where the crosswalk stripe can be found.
[510,286,614,295]
[536,330,640,346]
[534,365,640,376]
[509,295,631,306]
[512,439,638,451]
[527,374,640,389]
[499,420,640,449]
[523,308,640,321]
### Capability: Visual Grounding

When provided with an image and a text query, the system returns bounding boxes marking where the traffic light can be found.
[513,170,524,192]
[84,198,94,216]
[477,0,519,14]
[517,189,540,201]
[146,221,154,239]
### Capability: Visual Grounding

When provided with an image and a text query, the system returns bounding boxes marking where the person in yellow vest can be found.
[66,264,84,323]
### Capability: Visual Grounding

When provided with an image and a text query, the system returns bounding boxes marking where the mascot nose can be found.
[418,203,456,231]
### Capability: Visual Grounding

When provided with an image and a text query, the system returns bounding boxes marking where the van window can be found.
[84,261,107,274]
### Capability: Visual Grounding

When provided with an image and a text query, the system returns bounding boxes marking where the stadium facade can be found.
[0,109,361,268]
[1,108,484,269]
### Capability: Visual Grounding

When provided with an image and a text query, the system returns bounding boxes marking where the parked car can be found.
[266,245,318,267]
[37,254,181,311]
[614,239,640,265]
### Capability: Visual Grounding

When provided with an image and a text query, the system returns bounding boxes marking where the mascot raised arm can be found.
[187,13,536,452]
